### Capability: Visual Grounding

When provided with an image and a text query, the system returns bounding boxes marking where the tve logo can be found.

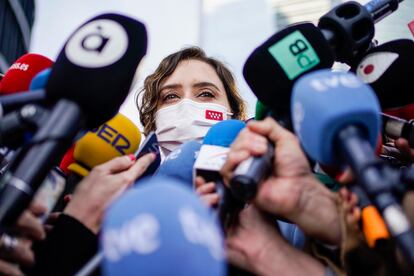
[103,214,161,262]
[179,207,224,260]
[90,124,131,155]
[268,30,320,80]
[309,74,361,92]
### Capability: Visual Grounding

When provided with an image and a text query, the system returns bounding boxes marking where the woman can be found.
[27,47,247,275]
[137,46,247,158]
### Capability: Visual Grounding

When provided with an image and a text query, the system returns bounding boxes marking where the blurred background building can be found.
[1,0,412,125]
[0,0,35,73]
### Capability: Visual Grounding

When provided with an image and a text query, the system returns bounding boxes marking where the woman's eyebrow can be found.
[160,83,182,92]
[192,82,220,91]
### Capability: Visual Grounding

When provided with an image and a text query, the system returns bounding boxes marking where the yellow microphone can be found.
[68,113,141,177]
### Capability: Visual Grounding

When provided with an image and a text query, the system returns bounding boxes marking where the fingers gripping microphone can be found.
[101,176,226,276]
[69,113,141,177]
[0,13,148,228]
[54,113,141,212]
[292,69,414,263]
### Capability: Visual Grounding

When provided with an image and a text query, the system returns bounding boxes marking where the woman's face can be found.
[157,59,232,111]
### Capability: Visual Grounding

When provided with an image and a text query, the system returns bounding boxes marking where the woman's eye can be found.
[163,93,179,101]
[198,91,215,98]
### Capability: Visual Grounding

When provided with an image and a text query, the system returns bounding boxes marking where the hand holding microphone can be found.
[222,118,341,245]
[64,153,155,234]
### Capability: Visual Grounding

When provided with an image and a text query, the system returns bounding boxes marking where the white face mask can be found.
[155,99,232,157]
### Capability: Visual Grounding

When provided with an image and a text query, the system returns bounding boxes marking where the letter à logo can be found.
[81,26,110,53]
[65,19,128,68]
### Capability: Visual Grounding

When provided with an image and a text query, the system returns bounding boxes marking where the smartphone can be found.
[135,131,161,178]
[34,167,66,223]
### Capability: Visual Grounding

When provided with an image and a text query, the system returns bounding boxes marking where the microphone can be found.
[0,55,52,115]
[243,22,335,124]
[351,185,390,248]
[100,176,226,276]
[194,120,246,227]
[194,120,246,185]
[243,0,404,122]
[0,69,52,148]
[68,113,141,177]
[46,14,147,129]
[155,140,201,187]
[0,53,53,95]
[52,113,142,211]
[382,113,414,147]
[355,39,414,110]
[0,13,147,228]
[59,144,76,176]
[291,69,414,263]
[29,68,52,90]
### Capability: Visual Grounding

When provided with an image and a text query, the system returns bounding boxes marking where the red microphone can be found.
[59,144,76,176]
[0,53,53,95]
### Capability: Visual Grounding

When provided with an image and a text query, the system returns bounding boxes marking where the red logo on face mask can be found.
[206,110,224,121]
[409,20,414,37]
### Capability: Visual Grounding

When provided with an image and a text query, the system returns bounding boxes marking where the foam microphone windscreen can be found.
[243,22,335,115]
[29,68,51,90]
[291,69,381,166]
[68,113,141,177]
[101,176,226,276]
[45,13,147,128]
[354,39,414,110]
[203,119,246,147]
[0,53,53,95]
[155,140,201,187]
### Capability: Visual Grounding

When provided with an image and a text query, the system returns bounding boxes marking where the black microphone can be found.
[318,0,404,63]
[0,89,46,115]
[0,13,147,228]
[354,39,414,110]
[382,113,414,148]
[0,104,49,149]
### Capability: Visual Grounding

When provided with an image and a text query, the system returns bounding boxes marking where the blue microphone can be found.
[101,176,226,276]
[29,68,51,90]
[291,69,414,263]
[292,69,381,166]
[194,120,246,184]
[155,140,201,187]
